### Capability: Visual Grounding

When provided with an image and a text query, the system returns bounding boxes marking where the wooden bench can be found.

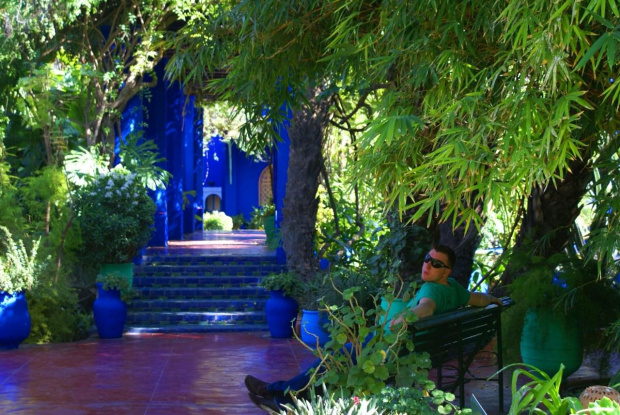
[411,296,514,412]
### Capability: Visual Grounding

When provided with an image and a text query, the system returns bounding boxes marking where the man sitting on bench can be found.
[245,245,503,413]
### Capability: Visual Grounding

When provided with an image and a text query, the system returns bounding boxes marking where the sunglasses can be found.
[424,253,450,269]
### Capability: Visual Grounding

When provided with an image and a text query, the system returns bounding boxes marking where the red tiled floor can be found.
[2,231,616,414]
[0,332,318,415]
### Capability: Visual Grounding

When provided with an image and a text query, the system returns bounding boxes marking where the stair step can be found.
[134,264,285,276]
[141,255,279,265]
[129,298,266,312]
[132,286,268,299]
[125,240,280,334]
[125,323,269,334]
[126,310,266,325]
[132,275,263,288]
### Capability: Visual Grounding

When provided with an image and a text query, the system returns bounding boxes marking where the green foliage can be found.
[248,206,264,229]
[202,211,233,230]
[374,386,467,415]
[285,384,468,415]
[64,145,111,186]
[316,187,388,271]
[119,132,171,191]
[249,203,275,229]
[232,213,247,230]
[74,168,156,265]
[294,285,466,414]
[307,285,430,399]
[96,273,134,303]
[505,363,620,414]
[603,318,620,354]
[285,385,382,414]
[25,275,91,344]
[0,226,43,293]
[503,250,620,362]
[610,369,620,392]
[261,272,304,299]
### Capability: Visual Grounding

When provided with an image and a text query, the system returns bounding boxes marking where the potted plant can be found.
[298,274,349,349]
[505,250,620,378]
[74,167,156,285]
[260,201,278,249]
[92,272,133,339]
[0,226,42,349]
[261,271,303,338]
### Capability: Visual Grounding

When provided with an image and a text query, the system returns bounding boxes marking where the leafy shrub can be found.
[232,213,247,229]
[0,226,42,293]
[307,286,430,398]
[97,272,134,303]
[74,168,156,265]
[285,384,466,415]
[203,211,233,230]
[261,272,304,298]
[25,276,91,344]
[505,363,620,414]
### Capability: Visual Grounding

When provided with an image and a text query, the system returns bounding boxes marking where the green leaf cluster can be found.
[261,271,304,300]
[0,226,43,293]
[96,272,134,303]
[74,168,156,265]
[505,363,620,414]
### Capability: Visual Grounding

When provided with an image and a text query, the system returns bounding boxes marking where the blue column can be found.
[182,96,197,235]
[273,120,290,265]
[194,108,204,231]
[140,62,169,247]
[165,81,186,240]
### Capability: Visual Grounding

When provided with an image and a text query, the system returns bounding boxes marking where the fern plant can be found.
[0,226,41,293]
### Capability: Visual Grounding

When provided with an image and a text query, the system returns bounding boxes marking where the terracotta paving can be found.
[1,231,616,414]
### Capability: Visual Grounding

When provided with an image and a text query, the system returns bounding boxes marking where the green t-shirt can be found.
[406,278,471,315]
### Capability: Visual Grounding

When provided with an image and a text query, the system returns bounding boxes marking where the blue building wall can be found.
[118,59,291,246]
[223,144,269,221]
[117,59,203,246]
[203,136,226,187]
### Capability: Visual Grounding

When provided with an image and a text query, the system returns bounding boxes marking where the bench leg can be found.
[457,321,465,409]
[497,311,505,414]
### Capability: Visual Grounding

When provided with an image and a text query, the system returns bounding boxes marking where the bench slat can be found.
[407,296,514,412]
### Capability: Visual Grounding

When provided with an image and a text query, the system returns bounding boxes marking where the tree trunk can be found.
[438,220,481,288]
[281,86,332,283]
[502,157,593,286]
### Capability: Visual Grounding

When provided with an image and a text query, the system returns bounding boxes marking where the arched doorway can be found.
[258,165,273,205]
[205,194,221,212]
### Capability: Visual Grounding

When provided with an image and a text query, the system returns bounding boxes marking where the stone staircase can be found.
[125,253,286,333]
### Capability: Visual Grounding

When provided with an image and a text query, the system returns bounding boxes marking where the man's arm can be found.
[389,297,436,329]
[468,292,503,307]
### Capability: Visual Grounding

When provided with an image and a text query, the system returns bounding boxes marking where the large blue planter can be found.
[300,309,331,348]
[265,290,298,338]
[93,283,127,339]
[0,291,31,350]
[520,308,583,378]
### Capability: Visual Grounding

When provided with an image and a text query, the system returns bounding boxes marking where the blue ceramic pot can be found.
[0,291,31,350]
[265,290,298,338]
[300,309,331,348]
[93,283,127,339]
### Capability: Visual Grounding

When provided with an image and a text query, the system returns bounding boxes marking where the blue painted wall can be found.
[117,59,292,246]
[223,143,269,221]
[203,136,226,186]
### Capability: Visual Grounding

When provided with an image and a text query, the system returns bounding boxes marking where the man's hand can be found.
[468,292,503,307]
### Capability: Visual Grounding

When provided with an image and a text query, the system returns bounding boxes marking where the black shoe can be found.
[248,392,284,413]
[245,375,270,396]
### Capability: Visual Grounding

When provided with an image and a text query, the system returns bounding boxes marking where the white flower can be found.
[105,192,112,198]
